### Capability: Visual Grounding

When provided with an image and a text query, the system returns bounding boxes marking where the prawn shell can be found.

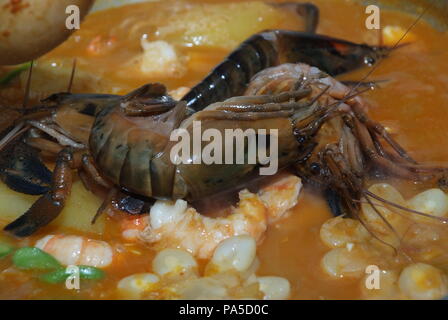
[175,115,300,200]
[89,104,173,198]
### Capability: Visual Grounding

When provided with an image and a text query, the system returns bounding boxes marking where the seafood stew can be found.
[0,0,448,300]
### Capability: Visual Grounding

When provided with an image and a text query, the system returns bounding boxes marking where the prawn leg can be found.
[26,137,64,156]
[120,83,177,117]
[81,154,111,189]
[198,89,317,120]
[346,115,421,180]
[197,109,295,121]
[350,104,417,164]
[222,88,312,105]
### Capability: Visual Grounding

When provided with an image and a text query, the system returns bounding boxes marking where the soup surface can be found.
[0,0,448,299]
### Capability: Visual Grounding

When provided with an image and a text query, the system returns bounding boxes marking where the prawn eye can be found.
[364,55,376,66]
[438,177,448,192]
[310,162,321,175]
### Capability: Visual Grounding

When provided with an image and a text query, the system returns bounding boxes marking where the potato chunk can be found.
[51,181,105,234]
[156,1,300,49]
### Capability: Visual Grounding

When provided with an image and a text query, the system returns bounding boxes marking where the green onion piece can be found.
[0,242,14,258]
[0,62,32,86]
[12,247,62,270]
[78,265,105,280]
[39,268,68,284]
[40,265,105,284]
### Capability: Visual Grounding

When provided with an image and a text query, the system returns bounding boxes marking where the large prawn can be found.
[1,2,444,242]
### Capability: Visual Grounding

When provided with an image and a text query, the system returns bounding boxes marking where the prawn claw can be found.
[4,147,75,237]
[0,141,52,195]
[4,193,63,237]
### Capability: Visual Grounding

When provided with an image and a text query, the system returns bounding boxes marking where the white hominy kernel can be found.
[408,189,448,218]
[362,183,407,223]
[178,277,228,299]
[152,248,198,277]
[117,273,160,299]
[257,276,291,300]
[320,216,369,248]
[361,270,400,300]
[208,235,256,274]
[321,247,369,279]
[398,263,448,300]
[361,183,411,245]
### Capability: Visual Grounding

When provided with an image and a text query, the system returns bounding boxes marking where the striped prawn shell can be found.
[89,103,178,199]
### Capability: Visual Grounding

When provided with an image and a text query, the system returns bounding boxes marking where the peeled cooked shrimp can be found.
[127,174,302,259]
[35,234,113,268]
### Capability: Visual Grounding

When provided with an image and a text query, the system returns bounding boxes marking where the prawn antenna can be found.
[378,26,383,47]
[357,211,399,255]
[67,58,77,93]
[349,1,433,95]
[364,189,448,223]
[325,86,373,113]
[22,60,34,111]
